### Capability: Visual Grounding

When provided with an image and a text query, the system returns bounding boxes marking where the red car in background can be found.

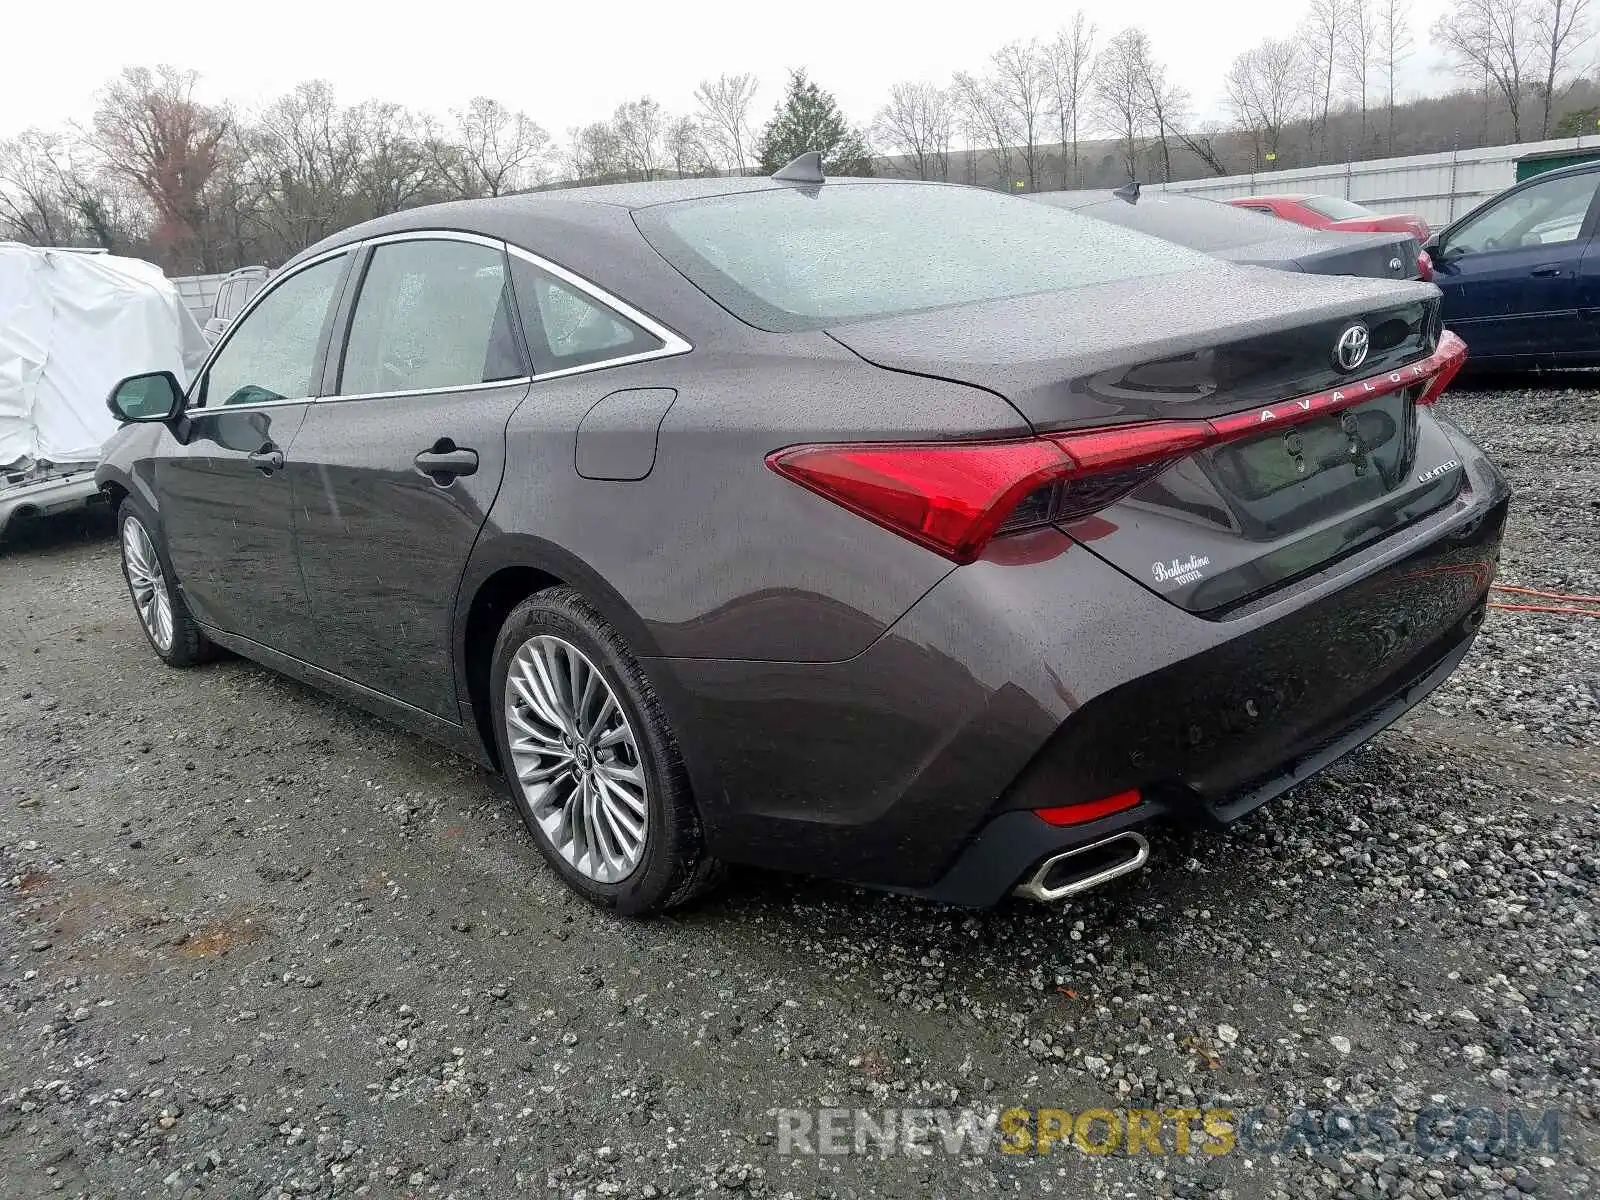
[1227,194,1431,243]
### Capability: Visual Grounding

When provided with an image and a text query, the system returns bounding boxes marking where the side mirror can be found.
[107,371,184,423]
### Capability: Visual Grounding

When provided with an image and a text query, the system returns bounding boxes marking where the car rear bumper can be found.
[0,469,103,538]
[905,601,1484,905]
[652,439,1508,904]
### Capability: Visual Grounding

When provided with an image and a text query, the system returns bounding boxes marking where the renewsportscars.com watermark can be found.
[774,1105,1561,1159]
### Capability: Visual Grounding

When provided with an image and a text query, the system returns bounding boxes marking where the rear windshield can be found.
[1300,196,1374,220]
[1062,195,1287,252]
[634,183,1212,332]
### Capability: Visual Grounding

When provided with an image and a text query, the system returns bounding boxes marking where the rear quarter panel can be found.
[475,333,1032,664]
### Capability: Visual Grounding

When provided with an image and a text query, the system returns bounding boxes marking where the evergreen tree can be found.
[754,70,874,177]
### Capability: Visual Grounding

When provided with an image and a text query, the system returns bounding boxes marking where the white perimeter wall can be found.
[1157,136,1600,229]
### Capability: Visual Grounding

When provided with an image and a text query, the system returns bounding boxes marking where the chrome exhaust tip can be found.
[1012,832,1150,903]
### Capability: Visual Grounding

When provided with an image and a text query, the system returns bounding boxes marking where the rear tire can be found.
[117,505,210,668]
[490,586,723,916]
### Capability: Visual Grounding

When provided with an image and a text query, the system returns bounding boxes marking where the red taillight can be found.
[768,329,1470,563]
[1417,330,1467,405]
[766,423,1204,563]
[764,438,1069,562]
[1416,250,1434,282]
[1036,789,1142,826]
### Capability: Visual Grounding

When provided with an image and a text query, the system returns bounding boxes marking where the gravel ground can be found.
[1,382,1596,1200]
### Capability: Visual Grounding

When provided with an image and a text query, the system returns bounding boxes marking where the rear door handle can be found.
[414,442,479,485]
[1530,265,1566,277]
[247,446,285,474]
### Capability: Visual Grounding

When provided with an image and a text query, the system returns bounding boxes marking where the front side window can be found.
[339,239,524,396]
[203,254,346,407]
[1448,173,1600,256]
[636,183,1213,332]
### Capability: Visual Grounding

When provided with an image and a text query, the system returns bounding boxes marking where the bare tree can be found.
[1173,120,1232,176]
[612,98,667,181]
[348,102,435,214]
[0,130,78,245]
[1225,38,1305,168]
[248,80,365,252]
[1433,0,1533,138]
[664,115,714,177]
[1341,0,1380,141]
[1531,0,1595,136]
[1303,0,1346,157]
[66,169,152,254]
[564,122,625,181]
[1379,0,1415,150]
[90,65,229,271]
[1042,14,1096,188]
[990,41,1049,190]
[1124,33,1187,181]
[873,82,953,180]
[693,73,759,174]
[435,97,551,197]
[1094,29,1154,182]
[949,71,1018,188]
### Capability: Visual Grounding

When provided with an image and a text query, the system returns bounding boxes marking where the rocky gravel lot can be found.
[2,382,1597,1200]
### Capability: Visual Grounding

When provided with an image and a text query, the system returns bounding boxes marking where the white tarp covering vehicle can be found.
[1,244,209,540]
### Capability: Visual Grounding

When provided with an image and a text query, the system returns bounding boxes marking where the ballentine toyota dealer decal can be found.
[1152,554,1210,586]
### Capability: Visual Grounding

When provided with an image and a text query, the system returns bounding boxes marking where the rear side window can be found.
[339,239,525,396]
[635,184,1212,332]
[509,256,662,373]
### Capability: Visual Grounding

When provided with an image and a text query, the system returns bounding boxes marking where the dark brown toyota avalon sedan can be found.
[98,159,1507,915]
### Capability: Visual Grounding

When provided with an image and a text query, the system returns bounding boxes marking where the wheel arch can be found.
[454,533,672,772]
[94,462,160,527]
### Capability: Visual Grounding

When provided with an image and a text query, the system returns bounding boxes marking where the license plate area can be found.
[1206,388,1418,514]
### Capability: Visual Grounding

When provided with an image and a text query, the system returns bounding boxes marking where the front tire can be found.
[118,507,209,667]
[490,586,722,916]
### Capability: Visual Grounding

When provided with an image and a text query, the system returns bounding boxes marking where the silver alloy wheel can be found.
[504,634,649,884]
[122,516,175,653]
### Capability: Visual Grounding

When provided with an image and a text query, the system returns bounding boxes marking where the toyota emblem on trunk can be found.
[1333,324,1370,372]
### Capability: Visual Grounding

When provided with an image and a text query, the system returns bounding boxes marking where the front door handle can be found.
[247,445,285,474]
[414,442,479,485]
[1530,265,1565,277]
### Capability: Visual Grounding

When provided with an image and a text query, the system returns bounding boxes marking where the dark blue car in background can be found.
[1429,160,1600,369]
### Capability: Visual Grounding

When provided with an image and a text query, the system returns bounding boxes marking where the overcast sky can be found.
[4,0,1454,139]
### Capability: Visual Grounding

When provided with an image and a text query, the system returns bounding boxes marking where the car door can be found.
[1432,170,1600,362]
[285,233,534,719]
[158,250,353,651]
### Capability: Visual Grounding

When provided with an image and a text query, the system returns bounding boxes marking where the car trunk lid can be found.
[1281,232,1422,282]
[826,270,1467,613]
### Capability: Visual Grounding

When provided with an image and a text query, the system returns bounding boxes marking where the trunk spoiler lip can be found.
[775,330,1468,460]
[1205,328,1466,437]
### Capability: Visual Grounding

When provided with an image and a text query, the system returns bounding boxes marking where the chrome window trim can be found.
[194,396,316,413]
[185,244,354,416]
[363,228,506,251]
[319,232,692,403]
[198,229,695,413]
[318,377,532,405]
[502,242,693,364]
[326,231,530,403]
